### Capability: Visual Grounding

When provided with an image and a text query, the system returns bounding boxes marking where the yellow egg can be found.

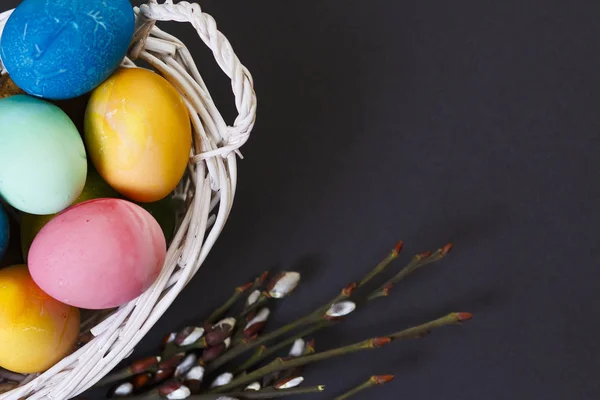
[0,265,80,373]
[84,67,192,203]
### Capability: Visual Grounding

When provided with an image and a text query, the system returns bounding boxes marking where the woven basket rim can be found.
[0,1,256,399]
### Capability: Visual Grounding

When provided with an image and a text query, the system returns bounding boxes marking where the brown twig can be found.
[211,312,471,393]
[207,242,406,372]
[317,241,404,319]
[334,375,394,400]
[207,308,313,373]
[229,242,435,374]
[205,281,255,325]
[368,243,453,300]
[240,292,269,319]
[358,241,404,288]
[224,385,326,398]
[121,385,325,399]
[235,321,330,374]
[97,352,189,390]
[235,345,268,374]
[96,356,161,387]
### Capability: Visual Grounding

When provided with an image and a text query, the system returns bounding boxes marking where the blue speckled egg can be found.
[0,204,8,261]
[0,0,135,100]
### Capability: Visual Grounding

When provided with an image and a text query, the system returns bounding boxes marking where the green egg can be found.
[0,95,87,215]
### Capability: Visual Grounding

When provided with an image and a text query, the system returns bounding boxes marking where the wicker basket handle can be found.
[0,0,257,161]
[138,0,257,161]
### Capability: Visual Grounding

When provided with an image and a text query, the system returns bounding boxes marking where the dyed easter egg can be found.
[0,265,79,373]
[0,0,135,100]
[84,67,192,203]
[0,95,87,215]
[20,166,119,261]
[0,204,9,262]
[29,198,167,309]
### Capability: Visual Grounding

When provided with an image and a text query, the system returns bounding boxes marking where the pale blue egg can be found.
[0,204,8,261]
[0,95,87,215]
[0,0,135,100]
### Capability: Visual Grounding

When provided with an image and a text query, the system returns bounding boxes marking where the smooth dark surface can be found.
[5,0,600,398]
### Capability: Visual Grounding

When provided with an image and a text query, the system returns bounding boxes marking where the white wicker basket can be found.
[0,1,256,399]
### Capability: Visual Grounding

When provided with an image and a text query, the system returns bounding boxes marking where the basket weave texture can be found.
[0,1,256,398]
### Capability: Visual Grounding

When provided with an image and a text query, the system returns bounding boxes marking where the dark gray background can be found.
[128,1,600,398]
[6,0,600,398]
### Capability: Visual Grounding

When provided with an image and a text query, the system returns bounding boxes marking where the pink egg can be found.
[28,199,167,309]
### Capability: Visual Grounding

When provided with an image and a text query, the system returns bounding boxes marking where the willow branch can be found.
[95,356,164,388]
[358,241,404,288]
[368,243,453,300]
[211,312,471,393]
[234,345,268,374]
[206,312,314,372]
[205,281,255,325]
[123,386,325,400]
[207,242,405,372]
[239,293,269,319]
[235,321,330,374]
[319,241,404,316]
[334,375,394,400]
[197,385,325,399]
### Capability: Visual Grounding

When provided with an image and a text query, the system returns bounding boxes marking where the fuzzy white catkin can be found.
[269,272,301,298]
[244,308,270,330]
[216,317,237,330]
[185,366,205,382]
[113,383,133,396]
[211,372,234,388]
[326,301,357,317]
[246,290,261,306]
[175,354,197,377]
[289,339,306,357]
[165,332,177,344]
[276,376,304,389]
[245,382,261,391]
[166,386,191,400]
[180,327,205,346]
